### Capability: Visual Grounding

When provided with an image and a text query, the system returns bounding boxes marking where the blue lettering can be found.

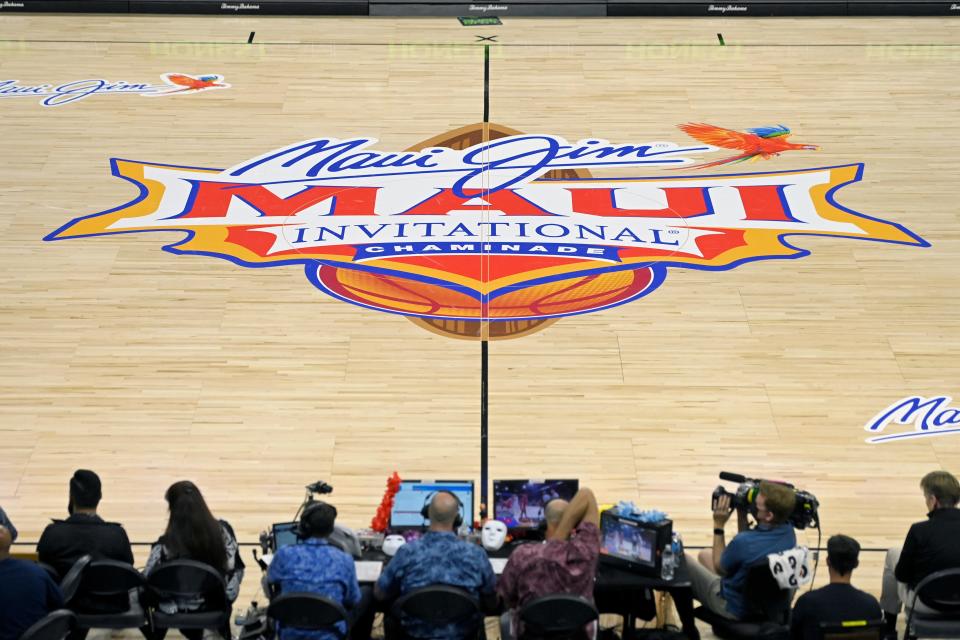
[933,409,960,427]
[866,396,950,432]
[651,229,680,246]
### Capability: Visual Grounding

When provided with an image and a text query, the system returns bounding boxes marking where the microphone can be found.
[719,471,747,483]
[306,480,334,494]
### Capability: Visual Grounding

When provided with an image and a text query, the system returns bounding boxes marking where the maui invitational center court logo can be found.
[45,123,928,340]
[0,73,229,107]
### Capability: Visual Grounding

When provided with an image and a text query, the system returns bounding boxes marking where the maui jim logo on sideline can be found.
[44,125,927,335]
[866,396,960,443]
[0,73,229,107]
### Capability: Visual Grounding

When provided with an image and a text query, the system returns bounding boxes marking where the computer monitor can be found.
[389,480,474,531]
[492,479,579,529]
[599,509,672,576]
[272,521,300,550]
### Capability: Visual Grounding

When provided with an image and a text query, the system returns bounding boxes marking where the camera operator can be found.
[689,481,797,620]
[267,502,374,640]
[880,470,960,634]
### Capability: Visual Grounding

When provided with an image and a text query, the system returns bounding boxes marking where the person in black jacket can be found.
[36,469,134,578]
[880,470,960,633]
[790,534,882,640]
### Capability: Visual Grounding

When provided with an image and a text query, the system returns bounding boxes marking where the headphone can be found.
[420,490,464,529]
[298,501,338,539]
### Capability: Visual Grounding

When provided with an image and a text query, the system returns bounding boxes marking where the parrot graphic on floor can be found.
[146,73,230,97]
[676,123,820,170]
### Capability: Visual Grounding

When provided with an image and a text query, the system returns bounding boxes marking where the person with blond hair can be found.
[689,480,797,620]
[881,470,960,635]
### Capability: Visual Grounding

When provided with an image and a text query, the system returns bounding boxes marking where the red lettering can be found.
[737,185,792,222]
[178,182,380,219]
[568,187,708,218]
[402,189,553,216]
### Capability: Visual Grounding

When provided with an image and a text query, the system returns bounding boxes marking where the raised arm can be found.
[553,488,600,540]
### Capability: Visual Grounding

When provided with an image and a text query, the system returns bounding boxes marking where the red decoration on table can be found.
[371,472,402,532]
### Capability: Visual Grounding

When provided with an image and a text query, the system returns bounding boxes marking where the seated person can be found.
[881,470,960,633]
[498,487,601,639]
[267,501,373,640]
[0,525,64,640]
[37,469,134,578]
[790,534,882,640]
[145,481,244,640]
[689,481,797,620]
[0,506,16,542]
[375,491,497,640]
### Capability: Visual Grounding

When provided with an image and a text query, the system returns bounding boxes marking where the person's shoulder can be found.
[2,557,50,579]
[218,519,238,540]
[325,542,355,564]
[507,541,543,562]
[457,539,489,561]
[850,585,881,606]
[792,587,814,609]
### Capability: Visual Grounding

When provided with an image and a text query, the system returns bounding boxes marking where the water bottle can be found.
[661,545,675,581]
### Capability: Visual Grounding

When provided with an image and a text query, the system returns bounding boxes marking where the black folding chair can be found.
[694,561,792,640]
[144,559,231,638]
[61,559,147,631]
[387,585,483,640]
[268,591,352,640]
[18,609,77,640]
[906,568,960,639]
[518,594,599,640]
[817,619,885,640]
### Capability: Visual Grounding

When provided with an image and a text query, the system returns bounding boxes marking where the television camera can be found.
[711,471,820,530]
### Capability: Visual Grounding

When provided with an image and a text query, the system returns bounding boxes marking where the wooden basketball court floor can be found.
[2,13,960,635]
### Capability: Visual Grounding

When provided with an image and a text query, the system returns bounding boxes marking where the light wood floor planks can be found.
[1,15,959,637]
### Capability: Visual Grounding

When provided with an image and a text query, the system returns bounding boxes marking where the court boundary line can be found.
[2,38,960,46]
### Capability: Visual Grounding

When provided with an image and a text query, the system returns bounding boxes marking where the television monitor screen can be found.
[492,479,579,529]
[390,480,474,530]
[600,513,657,567]
[272,521,299,550]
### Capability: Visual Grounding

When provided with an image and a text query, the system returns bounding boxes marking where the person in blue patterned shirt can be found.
[375,491,497,640]
[268,501,374,640]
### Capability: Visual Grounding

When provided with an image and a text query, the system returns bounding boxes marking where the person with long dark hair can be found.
[145,481,244,639]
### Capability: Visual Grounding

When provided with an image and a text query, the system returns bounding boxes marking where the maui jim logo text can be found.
[0,79,154,106]
[865,396,960,443]
[226,135,713,197]
[0,73,228,107]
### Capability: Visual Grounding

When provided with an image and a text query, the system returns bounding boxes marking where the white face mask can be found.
[481,519,507,551]
[382,534,406,557]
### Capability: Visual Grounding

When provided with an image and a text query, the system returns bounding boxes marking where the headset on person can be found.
[420,490,464,529]
[297,500,338,539]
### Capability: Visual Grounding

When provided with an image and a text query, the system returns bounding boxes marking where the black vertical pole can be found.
[479,44,491,519]
[481,339,489,518]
